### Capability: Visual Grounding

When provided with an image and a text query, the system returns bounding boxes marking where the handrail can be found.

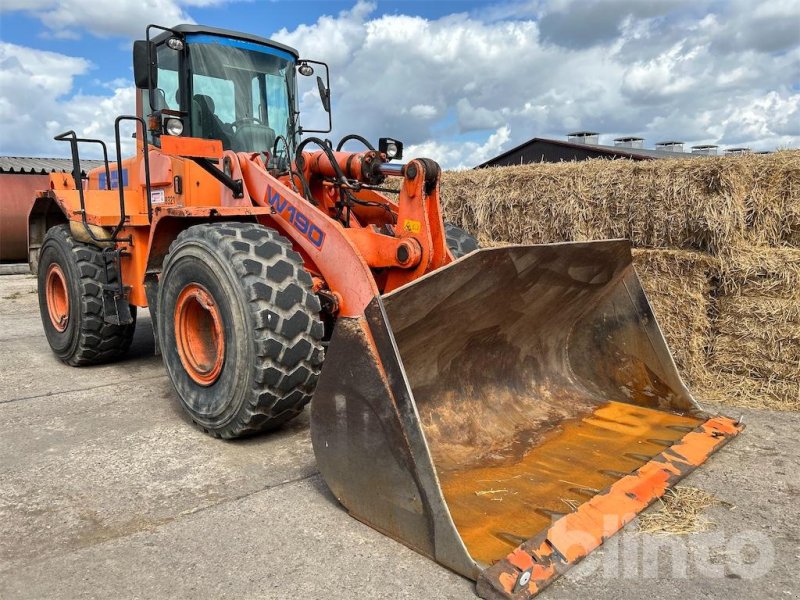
[52,130,127,244]
[114,116,152,230]
[54,115,152,244]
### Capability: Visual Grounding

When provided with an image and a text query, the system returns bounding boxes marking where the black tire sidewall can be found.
[158,240,255,430]
[445,222,480,258]
[37,230,82,359]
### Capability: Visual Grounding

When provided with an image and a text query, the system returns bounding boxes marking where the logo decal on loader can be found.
[266,186,326,249]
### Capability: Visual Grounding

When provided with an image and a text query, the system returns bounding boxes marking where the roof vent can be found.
[691,145,718,155]
[567,131,599,145]
[655,141,684,153]
[613,136,644,148]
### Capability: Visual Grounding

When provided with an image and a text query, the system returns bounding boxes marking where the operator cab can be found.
[135,25,330,168]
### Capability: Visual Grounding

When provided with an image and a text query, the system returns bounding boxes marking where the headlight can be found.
[165,118,183,136]
[167,37,184,51]
[379,137,403,160]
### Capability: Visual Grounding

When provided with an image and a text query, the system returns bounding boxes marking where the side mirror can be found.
[297,58,332,134]
[316,75,330,113]
[133,40,157,89]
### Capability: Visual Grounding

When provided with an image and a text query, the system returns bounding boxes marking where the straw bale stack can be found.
[440,151,799,252]
[631,249,716,388]
[439,151,800,410]
[703,246,800,410]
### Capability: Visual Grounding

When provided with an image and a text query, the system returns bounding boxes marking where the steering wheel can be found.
[231,116,263,130]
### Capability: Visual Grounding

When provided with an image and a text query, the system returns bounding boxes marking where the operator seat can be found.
[153,88,169,112]
[192,94,232,149]
[231,122,277,154]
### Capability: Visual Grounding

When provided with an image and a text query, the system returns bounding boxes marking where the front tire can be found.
[36,225,136,366]
[445,222,480,258]
[158,222,324,438]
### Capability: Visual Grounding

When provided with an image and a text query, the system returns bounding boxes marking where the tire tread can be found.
[445,222,480,258]
[41,225,135,366]
[165,222,324,438]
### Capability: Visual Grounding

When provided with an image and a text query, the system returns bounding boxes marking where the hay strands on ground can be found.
[637,486,731,535]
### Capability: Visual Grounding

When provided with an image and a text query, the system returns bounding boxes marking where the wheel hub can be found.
[174,283,225,386]
[45,264,70,332]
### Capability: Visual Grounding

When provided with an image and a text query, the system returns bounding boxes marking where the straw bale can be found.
[440,151,800,253]
[716,295,800,332]
[631,249,715,387]
[716,245,800,298]
[709,292,800,381]
[736,150,800,246]
[437,154,800,410]
[710,336,799,380]
[696,370,800,412]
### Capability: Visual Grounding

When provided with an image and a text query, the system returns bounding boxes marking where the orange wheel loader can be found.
[29,24,743,599]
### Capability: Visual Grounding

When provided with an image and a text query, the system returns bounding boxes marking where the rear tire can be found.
[37,225,136,366]
[445,222,480,258]
[158,222,324,438]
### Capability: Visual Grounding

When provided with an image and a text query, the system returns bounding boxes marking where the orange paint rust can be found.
[707,416,741,435]
[507,548,534,572]
[478,413,743,598]
[440,401,703,566]
[531,563,555,582]
[672,427,727,465]
[497,572,518,593]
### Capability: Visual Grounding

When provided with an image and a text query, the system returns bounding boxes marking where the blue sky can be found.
[1,2,487,93]
[1,0,798,167]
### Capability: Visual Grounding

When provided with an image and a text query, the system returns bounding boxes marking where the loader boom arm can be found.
[236,149,452,315]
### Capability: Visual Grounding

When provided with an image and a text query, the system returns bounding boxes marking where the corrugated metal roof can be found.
[0,156,107,176]
[477,137,702,168]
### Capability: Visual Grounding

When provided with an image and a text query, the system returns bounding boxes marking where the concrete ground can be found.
[1,271,798,599]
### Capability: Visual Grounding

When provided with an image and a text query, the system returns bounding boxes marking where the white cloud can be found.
[271,0,799,165]
[0,43,135,157]
[716,92,800,146]
[407,104,438,119]
[621,43,700,103]
[0,0,223,39]
[406,126,511,170]
[1,0,798,168]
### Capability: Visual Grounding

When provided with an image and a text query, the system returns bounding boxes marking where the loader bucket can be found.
[311,240,742,599]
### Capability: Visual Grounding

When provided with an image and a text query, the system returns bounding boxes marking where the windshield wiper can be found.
[285,73,300,141]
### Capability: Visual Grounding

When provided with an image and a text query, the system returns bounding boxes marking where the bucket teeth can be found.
[533,508,568,520]
[566,486,598,498]
[667,425,696,433]
[647,438,679,446]
[623,452,658,462]
[494,532,529,547]
[477,416,743,599]
[599,469,633,478]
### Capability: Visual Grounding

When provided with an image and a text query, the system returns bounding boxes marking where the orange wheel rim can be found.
[174,283,225,386]
[46,264,70,332]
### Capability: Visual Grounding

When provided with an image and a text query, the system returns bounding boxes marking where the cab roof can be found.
[152,24,299,59]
